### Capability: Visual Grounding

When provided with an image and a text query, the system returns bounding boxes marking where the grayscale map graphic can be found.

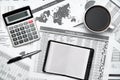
[35,3,77,25]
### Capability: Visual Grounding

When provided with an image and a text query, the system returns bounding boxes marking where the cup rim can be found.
[84,5,111,33]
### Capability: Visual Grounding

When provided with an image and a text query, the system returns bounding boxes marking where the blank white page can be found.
[45,41,91,79]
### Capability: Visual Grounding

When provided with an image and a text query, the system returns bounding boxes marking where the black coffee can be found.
[85,6,111,32]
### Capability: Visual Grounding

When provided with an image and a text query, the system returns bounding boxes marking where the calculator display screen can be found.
[5,10,31,24]
[7,11,28,22]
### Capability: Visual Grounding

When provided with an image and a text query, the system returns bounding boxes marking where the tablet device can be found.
[43,40,94,80]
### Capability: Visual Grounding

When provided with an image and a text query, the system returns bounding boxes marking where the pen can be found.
[7,50,41,64]
[73,23,84,27]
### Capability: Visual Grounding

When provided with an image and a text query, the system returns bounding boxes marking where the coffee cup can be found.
[84,5,114,33]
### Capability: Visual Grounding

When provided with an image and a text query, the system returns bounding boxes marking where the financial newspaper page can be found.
[0,2,42,77]
[0,0,46,80]
[0,46,47,80]
[31,26,109,80]
[0,49,30,80]
[86,0,120,79]
[105,0,120,79]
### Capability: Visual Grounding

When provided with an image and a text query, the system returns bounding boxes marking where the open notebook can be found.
[43,40,94,80]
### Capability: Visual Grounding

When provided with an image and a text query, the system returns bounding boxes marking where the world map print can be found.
[35,3,77,25]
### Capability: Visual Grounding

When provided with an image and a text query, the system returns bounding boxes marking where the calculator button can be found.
[32,31,37,35]
[11,34,16,37]
[19,40,23,44]
[33,35,38,39]
[28,20,33,23]
[26,29,31,33]
[24,38,29,42]
[13,38,17,41]
[20,27,24,30]
[18,36,22,40]
[30,24,34,27]
[14,41,19,45]
[21,31,26,34]
[31,27,36,31]
[16,32,21,36]
[24,22,28,25]
[10,30,15,34]
[15,28,20,32]
[28,36,33,40]
[23,34,27,38]
[25,25,29,29]
[28,33,32,37]
[9,27,14,30]
[14,25,18,28]
[19,23,23,26]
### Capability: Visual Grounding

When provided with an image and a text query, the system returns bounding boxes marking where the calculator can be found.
[2,6,40,47]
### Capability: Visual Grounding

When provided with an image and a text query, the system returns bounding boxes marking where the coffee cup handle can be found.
[109,25,115,30]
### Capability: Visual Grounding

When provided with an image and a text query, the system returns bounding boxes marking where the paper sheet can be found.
[0,0,60,79]
[107,35,120,80]
[33,0,87,31]
[106,0,120,79]
[0,0,42,66]
[0,49,30,80]
[31,26,109,80]
[87,0,120,79]
[29,72,76,80]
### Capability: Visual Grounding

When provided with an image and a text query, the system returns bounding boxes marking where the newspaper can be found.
[31,26,109,80]
[33,0,87,30]
[105,36,120,80]
[0,1,40,79]
[0,46,48,80]
[106,0,120,43]
[0,0,42,66]
[109,47,120,80]
[105,0,120,79]
[0,50,30,80]
[28,72,48,80]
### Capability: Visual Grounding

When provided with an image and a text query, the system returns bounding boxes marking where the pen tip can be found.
[7,61,11,64]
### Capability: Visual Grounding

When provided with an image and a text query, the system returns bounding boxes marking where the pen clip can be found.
[19,51,26,56]
[20,51,33,59]
[19,51,32,59]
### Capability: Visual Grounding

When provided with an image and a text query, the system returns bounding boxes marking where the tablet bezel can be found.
[43,40,94,80]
